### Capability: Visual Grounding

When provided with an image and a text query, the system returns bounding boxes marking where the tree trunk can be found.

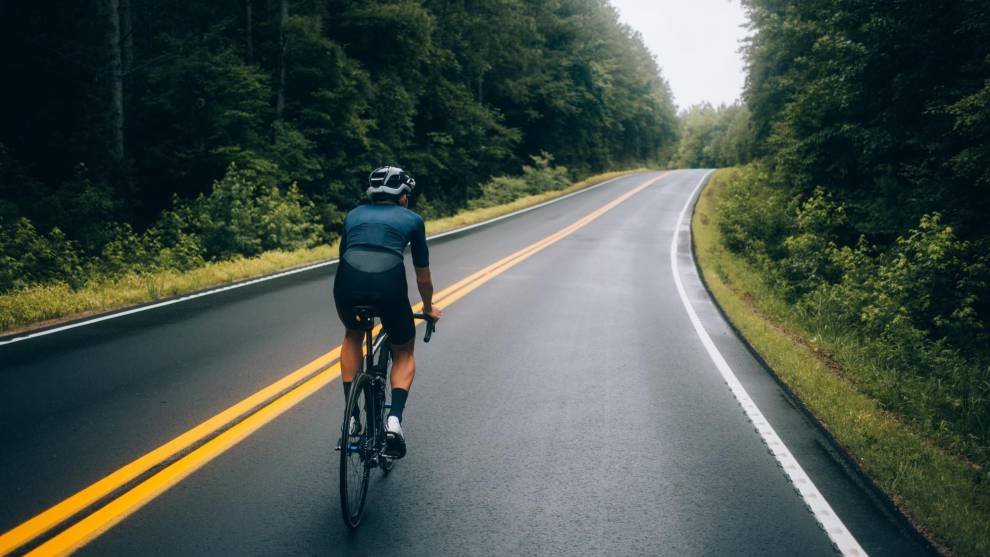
[276,0,288,122]
[107,0,125,163]
[245,0,254,62]
[120,0,132,74]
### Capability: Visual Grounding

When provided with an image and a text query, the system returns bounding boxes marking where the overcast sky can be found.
[609,0,750,110]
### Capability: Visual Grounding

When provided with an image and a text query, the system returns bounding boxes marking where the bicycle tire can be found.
[339,373,371,528]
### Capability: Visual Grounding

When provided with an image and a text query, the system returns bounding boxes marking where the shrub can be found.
[175,163,325,260]
[717,164,790,265]
[154,232,205,271]
[0,217,83,292]
[860,214,986,348]
[45,164,121,254]
[468,176,531,209]
[468,152,570,209]
[779,187,847,299]
[146,208,206,271]
[520,152,570,193]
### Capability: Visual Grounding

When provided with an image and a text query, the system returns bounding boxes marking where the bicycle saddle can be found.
[350,305,379,330]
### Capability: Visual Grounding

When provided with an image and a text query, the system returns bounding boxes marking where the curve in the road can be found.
[671,172,865,557]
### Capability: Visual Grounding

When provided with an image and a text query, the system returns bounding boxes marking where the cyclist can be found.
[333,166,441,458]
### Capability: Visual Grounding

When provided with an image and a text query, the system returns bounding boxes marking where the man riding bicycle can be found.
[333,166,441,458]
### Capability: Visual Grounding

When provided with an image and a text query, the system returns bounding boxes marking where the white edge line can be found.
[670,170,868,557]
[0,171,652,347]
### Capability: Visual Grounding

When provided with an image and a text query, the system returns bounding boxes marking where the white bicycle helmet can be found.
[367,166,416,199]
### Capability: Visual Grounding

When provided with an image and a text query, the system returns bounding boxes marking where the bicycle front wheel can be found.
[339,373,371,528]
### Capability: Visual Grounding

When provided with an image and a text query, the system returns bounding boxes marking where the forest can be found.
[680,0,990,477]
[0,0,677,294]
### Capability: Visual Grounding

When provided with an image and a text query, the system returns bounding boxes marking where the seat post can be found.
[351,306,378,372]
[365,327,374,371]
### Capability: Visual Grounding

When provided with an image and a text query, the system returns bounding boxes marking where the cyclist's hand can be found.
[424,307,442,322]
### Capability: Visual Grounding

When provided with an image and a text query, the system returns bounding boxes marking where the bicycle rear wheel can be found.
[339,373,371,528]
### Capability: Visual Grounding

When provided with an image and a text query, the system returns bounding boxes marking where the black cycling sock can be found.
[389,388,409,422]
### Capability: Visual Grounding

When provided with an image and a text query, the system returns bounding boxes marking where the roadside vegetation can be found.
[695,169,988,556]
[0,166,636,334]
[678,2,990,554]
[0,0,677,332]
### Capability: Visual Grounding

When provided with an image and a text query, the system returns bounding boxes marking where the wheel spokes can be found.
[340,379,372,526]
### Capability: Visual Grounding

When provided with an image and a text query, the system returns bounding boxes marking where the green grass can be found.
[693,168,989,557]
[0,169,644,335]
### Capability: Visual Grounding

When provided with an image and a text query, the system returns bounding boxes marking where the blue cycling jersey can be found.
[339,203,429,268]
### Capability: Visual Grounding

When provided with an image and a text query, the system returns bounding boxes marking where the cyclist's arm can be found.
[409,214,429,269]
[338,216,348,257]
[415,266,435,313]
[410,215,440,318]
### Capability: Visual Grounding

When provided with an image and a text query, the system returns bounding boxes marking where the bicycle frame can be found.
[339,309,435,527]
[366,330,391,469]
[345,312,391,470]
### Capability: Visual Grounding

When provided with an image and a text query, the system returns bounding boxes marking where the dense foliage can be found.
[468,152,571,209]
[0,0,677,294]
[745,0,990,243]
[718,167,989,464]
[704,1,990,464]
[670,102,753,169]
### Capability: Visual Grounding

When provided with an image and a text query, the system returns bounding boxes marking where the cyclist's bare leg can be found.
[340,328,364,383]
[390,339,415,390]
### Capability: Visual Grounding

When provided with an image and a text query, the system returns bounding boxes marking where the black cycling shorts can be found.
[333,248,415,345]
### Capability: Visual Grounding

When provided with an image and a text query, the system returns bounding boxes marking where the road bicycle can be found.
[337,306,435,528]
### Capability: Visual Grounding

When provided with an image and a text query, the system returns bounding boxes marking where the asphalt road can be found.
[1,170,933,556]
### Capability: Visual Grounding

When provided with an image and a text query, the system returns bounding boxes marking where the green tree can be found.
[0,0,679,292]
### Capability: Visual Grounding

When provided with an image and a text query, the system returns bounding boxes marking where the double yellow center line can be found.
[1,171,667,556]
